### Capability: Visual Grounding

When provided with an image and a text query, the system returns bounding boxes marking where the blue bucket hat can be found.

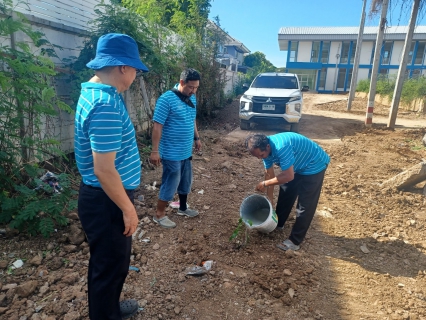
[86,33,149,72]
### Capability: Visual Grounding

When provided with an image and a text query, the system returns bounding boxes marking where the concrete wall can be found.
[325,67,337,91]
[359,41,373,65]
[298,41,312,62]
[391,41,404,65]
[329,42,341,65]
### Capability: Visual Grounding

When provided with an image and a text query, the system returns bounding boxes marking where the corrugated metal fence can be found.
[13,0,107,30]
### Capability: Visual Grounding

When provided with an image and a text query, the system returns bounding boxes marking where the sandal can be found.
[120,299,139,319]
[276,239,300,251]
[153,216,176,228]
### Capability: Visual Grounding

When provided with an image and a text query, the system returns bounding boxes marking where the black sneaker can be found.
[120,299,139,319]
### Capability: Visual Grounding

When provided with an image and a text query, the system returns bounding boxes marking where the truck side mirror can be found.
[301,86,309,92]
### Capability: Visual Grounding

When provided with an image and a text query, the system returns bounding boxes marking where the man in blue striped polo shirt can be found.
[149,68,201,228]
[74,33,148,320]
[245,133,330,251]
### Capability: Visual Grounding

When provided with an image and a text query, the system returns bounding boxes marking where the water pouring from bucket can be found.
[240,194,278,233]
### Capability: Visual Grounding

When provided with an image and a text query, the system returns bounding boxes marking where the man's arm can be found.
[93,151,138,237]
[149,121,163,166]
[256,165,295,193]
[265,167,275,206]
[194,121,201,152]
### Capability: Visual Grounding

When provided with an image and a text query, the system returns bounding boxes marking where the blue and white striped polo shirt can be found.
[153,86,196,161]
[263,132,330,175]
[74,82,141,190]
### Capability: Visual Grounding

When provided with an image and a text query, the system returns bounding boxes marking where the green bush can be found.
[356,75,426,106]
[356,79,370,93]
[0,0,77,237]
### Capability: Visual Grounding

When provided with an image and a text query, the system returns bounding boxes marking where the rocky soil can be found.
[0,94,426,320]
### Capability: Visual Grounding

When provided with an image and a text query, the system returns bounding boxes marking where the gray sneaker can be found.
[177,208,199,217]
[153,216,176,228]
[276,239,300,251]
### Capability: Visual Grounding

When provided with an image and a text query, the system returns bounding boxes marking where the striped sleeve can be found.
[88,105,122,153]
[277,143,294,171]
[153,94,171,125]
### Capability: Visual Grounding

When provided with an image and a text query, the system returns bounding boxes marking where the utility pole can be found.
[365,0,389,127]
[347,0,367,111]
[388,0,420,129]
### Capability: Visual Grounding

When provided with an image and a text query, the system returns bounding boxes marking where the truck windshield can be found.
[252,76,298,89]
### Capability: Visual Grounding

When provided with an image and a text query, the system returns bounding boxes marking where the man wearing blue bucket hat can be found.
[75,33,148,319]
[245,133,330,251]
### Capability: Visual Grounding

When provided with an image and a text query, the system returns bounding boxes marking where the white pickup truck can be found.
[239,72,309,132]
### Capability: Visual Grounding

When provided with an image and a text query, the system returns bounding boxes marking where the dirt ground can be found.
[1,93,426,320]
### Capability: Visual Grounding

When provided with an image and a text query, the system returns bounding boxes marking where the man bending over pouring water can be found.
[245,133,330,251]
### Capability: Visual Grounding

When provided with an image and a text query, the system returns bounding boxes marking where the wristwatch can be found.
[194,136,200,141]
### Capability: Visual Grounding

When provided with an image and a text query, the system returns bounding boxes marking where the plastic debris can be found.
[141,238,151,243]
[198,190,204,195]
[132,227,141,240]
[169,201,180,209]
[186,260,214,276]
[169,201,190,209]
[137,230,146,239]
[12,259,23,269]
[360,244,370,254]
[35,171,63,193]
[145,181,157,191]
[137,195,145,202]
[129,266,140,273]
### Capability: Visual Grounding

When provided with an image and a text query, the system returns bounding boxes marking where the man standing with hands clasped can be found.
[75,33,148,319]
[245,133,330,251]
[149,68,201,228]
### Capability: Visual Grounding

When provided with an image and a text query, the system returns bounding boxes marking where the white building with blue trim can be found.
[278,26,426,93]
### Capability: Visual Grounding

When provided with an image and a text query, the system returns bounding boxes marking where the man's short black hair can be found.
[245,134,269,152]
[180,68,201,83]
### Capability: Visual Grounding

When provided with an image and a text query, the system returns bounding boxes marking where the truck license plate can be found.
[262,104,275,110]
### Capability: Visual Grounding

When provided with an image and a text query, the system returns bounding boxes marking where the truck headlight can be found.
[243,94,253,100]
[289,96,301,102]
[240,101,252,111]
[294,103,301,113]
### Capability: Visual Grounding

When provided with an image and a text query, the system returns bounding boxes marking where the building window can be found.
[350,42,357,64]
[289,41,298,62]
[318,68,327,89]
[415,41,426,65]
[311,41,320,63]
[321,41,330,63]
[382,41,393,64]
[336,68,346,89]
[340,41,350,64]
[347,68,353,89]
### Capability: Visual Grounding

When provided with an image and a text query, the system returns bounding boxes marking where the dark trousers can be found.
[78,183,134,320]
[275,168,326,245]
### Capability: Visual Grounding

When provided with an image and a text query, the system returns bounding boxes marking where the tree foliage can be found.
[70,1,226,120]
[0,0,77,237]
[232,51,277,96]
[121,0,211,38]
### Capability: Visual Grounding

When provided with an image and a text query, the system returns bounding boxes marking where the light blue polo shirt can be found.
[74,82,141,189]
[263,132,330,175]
[152,85,196,161]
